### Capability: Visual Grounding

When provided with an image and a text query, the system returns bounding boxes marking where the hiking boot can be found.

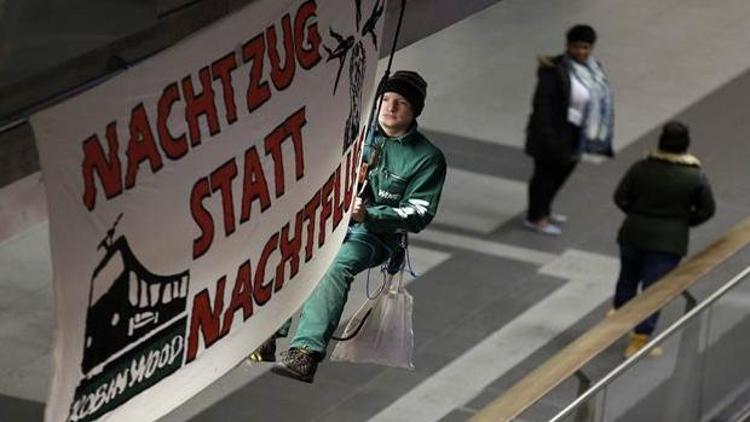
[271,347,322,383]
[623,333,663,359]
[246,337,276,363]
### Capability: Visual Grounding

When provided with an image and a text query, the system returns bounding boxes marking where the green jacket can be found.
[614,151,715,256]
[355,124,446,247]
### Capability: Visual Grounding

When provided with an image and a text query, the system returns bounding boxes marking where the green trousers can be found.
[277,227,391,355]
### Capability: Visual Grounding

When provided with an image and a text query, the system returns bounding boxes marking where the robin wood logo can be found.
[68,214,191,421]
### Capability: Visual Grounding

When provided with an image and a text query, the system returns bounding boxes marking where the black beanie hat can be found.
[659,121,691,153]
[384,70,427,116]
[566,24,597,44]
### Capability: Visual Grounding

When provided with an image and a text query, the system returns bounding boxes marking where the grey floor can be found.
[2,0,750,421]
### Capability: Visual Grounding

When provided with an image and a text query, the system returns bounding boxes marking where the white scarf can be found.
[567,55,614,153]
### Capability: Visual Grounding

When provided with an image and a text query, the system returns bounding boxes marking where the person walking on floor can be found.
[613,121,715,358]
[524,24,614,235]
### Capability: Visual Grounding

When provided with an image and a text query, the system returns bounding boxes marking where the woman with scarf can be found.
[524,24,614,235]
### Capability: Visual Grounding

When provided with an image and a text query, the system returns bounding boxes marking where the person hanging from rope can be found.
[247,70,446,383]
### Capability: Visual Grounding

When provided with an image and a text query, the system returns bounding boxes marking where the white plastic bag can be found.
[330,273,414,369]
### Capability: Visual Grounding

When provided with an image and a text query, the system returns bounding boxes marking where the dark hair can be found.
[566,24,597,44]
[659,121,691,153]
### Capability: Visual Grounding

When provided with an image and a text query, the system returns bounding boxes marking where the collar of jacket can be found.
[537,54,563,68]
[377,122,418,143]
[648,150,702,167]
[537,54,571,107]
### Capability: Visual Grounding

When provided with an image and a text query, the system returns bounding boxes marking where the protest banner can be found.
[30,0,386,419]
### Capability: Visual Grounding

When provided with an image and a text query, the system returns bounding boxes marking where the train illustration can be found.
[81,215,190,375]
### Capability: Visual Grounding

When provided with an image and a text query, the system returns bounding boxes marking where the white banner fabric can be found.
[30,0,386,420]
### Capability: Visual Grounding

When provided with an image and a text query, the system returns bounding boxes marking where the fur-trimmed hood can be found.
[648,150,701,167]
[537,54,606,70]
[537,54,563,68]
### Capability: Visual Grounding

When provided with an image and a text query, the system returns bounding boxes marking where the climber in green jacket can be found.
[250,70,446,383]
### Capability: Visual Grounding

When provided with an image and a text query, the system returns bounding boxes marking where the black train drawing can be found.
[81,214,190,375]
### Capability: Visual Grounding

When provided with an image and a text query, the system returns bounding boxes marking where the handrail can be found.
[470,216,750,422]
[549,264,750,421]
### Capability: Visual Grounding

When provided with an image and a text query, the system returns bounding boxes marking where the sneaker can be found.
[246,337,276,363]
[271,347,322,383]
[623,333,663,359]
[549,213,568,224]
[523,219,562,236]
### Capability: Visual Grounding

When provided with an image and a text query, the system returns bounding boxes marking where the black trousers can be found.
[527,157,579,222]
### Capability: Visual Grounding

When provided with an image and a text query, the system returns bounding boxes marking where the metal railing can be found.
[549,264,750,422]
[470,217,750,422]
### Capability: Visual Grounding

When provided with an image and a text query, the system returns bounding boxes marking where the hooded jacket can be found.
[525,54,580,161]
[614,151,715,255]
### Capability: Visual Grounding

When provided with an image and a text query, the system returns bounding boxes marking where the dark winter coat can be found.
[524,55,579,162]
[614,152,716,256]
